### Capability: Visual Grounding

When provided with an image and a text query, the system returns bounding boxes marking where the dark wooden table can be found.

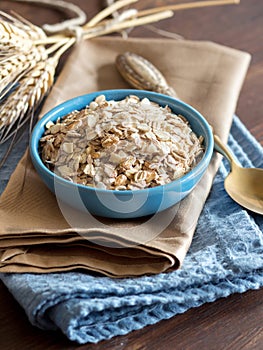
[0,1,262,349]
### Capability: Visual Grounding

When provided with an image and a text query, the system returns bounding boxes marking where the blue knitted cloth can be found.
[0,116,263,344]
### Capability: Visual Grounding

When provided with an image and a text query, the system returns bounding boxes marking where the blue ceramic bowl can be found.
[30,89,214,218]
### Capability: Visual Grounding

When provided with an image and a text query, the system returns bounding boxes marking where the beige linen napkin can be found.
[0,37,250,277]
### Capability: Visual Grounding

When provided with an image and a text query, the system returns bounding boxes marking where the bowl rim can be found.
[30,89,214,195]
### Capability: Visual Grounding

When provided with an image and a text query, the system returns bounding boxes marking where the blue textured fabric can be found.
[0,116,263,344]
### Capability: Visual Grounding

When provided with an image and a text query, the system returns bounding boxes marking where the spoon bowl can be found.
[214,135,263,214]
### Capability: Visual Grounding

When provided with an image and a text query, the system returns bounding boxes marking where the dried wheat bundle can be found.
[0,12,74,146]
[0,0,240,159]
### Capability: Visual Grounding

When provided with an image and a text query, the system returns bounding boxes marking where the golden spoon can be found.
[116,52,263,214]
[213,135,263,214]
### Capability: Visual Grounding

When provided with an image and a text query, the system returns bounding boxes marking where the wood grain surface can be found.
[0,1,262,349]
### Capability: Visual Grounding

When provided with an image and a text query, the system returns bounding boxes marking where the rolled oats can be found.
[40,95,204,190]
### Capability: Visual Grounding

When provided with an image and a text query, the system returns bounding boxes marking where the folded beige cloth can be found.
[0,37,250,277]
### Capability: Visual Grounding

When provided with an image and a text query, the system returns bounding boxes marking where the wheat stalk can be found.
[0,10,48,102]
[0,57,57,141]
[0,10,46,54]
[0,11,70,145]
[136,0,240,17]
[0,10,46,39]
[0,46,47,97]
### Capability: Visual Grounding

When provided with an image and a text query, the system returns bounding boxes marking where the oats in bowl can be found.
[30,90,214,218]
[40,94,204,191]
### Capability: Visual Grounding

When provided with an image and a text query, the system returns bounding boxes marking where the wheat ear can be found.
[0,57,56,143]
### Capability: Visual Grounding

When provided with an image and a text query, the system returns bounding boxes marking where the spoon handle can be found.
[213,134,241,167]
